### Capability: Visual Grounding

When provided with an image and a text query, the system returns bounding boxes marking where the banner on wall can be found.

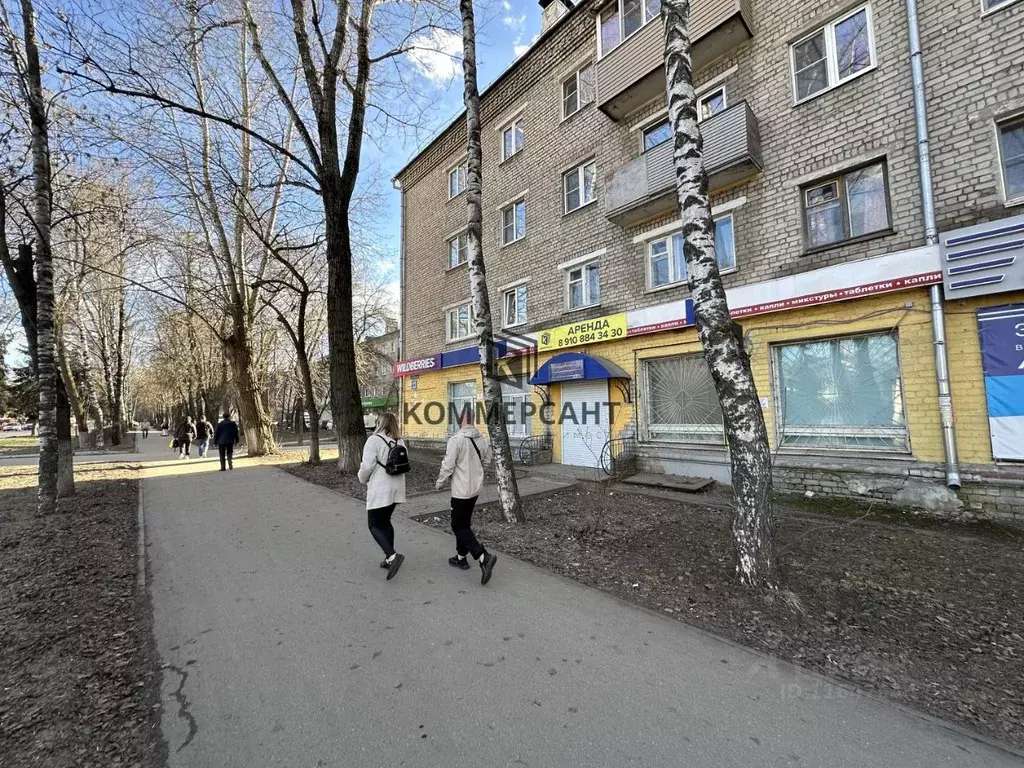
[977,304,1024,461]
[537,312,627,352]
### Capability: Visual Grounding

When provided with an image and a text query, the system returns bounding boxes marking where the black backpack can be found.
[376,435,411,475]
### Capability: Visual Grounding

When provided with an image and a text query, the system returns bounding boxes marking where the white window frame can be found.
[996,113,1024,206]
[565,259,600,310]
[447,161,467,199]
[444,301,475,343]
[698,86,727,122]
[502,284,528,328]
[641,353,725,445]
[770,332,910,453]
[789,4,876,105]
[981,0,1023,14]
[500,198,527,245]
[639,117,672,153]
[561,63,595,120]
[447,232,468,269]
[563,160,598,214]
[500,117,525,162]
[596,0,662,58]
[646,214,737,291]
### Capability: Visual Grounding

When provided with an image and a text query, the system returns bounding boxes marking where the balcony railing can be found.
[595,0,754,121]
[604,101,762,227]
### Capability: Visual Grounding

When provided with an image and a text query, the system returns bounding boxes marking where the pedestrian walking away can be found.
[436,408,498,585]
[214,413,240,471]
[141,420,150,439]
[195,416,214,458]
[357,412,409,580]
[174,416,196,459]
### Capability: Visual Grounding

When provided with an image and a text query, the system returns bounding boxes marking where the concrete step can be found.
[620,472,715,493]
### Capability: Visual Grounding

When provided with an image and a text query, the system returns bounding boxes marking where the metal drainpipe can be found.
[905,0,961,488]
[394,178,406,423]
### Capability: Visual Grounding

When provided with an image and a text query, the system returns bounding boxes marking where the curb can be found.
[136,480,147,592]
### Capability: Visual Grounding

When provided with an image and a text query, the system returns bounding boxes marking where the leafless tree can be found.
[458,0,523,522]
[662,0,775,588]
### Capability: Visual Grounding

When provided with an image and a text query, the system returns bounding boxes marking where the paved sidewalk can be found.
[141,447,1023,767]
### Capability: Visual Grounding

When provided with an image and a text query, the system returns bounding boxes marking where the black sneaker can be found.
[380,559,389,569]
[479,553,497,585]
[449,555,470,571]
[386,553,405,581]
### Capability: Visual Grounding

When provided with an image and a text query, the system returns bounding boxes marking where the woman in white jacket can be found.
[357,413,407,579]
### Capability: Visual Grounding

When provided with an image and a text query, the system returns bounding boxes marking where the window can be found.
[567,261,600,309]
[642,119,672,152]
[501,117,525,161]
[501,377,532,439]
[647,215,736,289]
[598,0,661,57]
[698,87,727,121]
[983,0,1021,11]
[791,5,874,103]
[503,284,528,328]
[998,116,1024,202]
[564,160,597,213]
[643,354,724,444]
[803,161,889,249]
[448,163,467,198]
[448,381,476,434]
[773,332,908,451]
[562,63,595,119]
[445,302,474,342]
[501,199,526,244]
[447,233,468,269]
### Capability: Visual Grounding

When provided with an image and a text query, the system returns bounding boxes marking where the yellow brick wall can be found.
[399,289,1021,467]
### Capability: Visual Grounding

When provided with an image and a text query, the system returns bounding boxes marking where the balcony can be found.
[595,0,754,121]
[604,102,762,227]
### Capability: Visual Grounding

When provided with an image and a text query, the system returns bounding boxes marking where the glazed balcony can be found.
[604,101,762,227]
[595,0,754,121]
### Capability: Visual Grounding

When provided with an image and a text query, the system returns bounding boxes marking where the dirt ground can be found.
[0,432,136,457]
[280,448,496,501]
[0,463,163,767]
[415,484,1024,748]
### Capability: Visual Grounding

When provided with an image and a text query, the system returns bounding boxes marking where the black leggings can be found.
[450,496,486,560]
[368,504,397,558]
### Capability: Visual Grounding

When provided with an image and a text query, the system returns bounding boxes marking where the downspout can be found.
[394,178,406,425]
[905,0,961,488]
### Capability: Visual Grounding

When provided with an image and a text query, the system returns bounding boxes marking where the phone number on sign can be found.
[555,326,625,348]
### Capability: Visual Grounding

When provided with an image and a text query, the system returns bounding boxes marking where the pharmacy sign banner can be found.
[977,304,1024,461]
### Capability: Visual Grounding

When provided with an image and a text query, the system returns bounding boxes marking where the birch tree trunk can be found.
[662,0,775,588]
[20,0,62,512]
[459,0,525,523]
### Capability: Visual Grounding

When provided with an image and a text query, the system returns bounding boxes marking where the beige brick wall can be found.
[398,0,1024,362]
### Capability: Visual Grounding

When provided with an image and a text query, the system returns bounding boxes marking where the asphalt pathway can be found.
[139,437,1024,768]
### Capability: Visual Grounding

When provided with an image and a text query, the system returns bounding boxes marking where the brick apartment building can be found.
[393,0,1024,518]
[359,320,401,411]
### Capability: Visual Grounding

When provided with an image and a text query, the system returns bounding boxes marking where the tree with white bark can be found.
[458,0,524,523]
[662,0,775,588]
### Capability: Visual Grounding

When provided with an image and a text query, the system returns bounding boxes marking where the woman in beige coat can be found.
[357,413,408,579]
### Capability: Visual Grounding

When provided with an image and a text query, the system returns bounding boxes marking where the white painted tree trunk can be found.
[20,0,63,513]
[662,0,775,588]
[459,0,525,523]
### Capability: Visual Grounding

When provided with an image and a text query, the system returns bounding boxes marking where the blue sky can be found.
[363,0,543,302]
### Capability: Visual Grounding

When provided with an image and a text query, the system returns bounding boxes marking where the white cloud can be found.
[408,29,463,83]
[514,32,540,58]
[502,0,512,9]
[503,12,527,29]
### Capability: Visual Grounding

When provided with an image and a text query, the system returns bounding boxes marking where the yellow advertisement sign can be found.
[536,312,627,352]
